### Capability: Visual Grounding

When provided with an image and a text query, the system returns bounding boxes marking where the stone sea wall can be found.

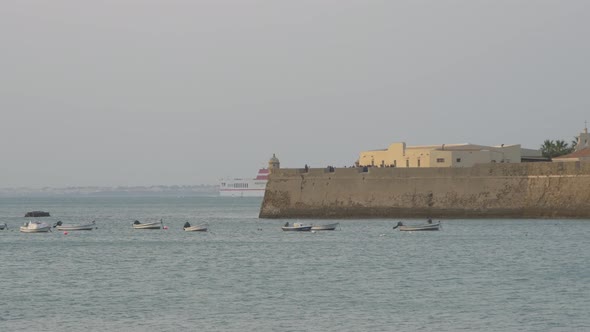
[259,162,590,219]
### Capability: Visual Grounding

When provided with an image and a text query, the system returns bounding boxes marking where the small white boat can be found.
[54,220,96,231]
[0,223,7,230]
[132,220,163,229]
[20,221,51,233]
[311,222,339,231]
[281,222,312,232]
[393,220,441,231]
[183,222,208,232]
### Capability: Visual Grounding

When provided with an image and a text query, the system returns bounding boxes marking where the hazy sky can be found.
[1,0,589,187]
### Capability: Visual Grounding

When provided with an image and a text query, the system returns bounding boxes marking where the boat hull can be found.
[281,226,312,231]
[56,225,94,231]
[311,223,339,231]
[219,189,265,197]
[398,223,440,231]
[20,221,51,233]
[20,226,51,233]
[132,222,162,229]
[184,224,208,232]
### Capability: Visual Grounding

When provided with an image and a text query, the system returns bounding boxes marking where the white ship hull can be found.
[219,168,268,198]
[219,188,266,197]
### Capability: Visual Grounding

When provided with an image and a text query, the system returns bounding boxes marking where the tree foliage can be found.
[540,139,575,158]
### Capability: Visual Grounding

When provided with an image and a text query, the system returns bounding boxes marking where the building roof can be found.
[553,148,590,160]
[407,143,520,152]
[367,142,530,153]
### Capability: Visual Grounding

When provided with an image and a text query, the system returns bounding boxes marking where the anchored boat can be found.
[20,221,51,233]
[393,220,441,231]
[311,222,339,231]
[183,222,208,232]
[132,219,163,229]
[54,220,96,231]
[281,222,312,232]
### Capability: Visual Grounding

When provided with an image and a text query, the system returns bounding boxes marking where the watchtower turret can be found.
[268,153,280,171]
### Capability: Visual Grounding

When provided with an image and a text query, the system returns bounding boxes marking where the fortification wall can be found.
[259,162,590,219]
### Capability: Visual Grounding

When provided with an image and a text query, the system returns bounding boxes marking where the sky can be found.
[1,0,589,187]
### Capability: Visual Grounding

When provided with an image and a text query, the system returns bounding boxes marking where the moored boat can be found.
[311,222,339,231]
[393,220,441,231]
[183,222,208,232]
[54,220,96,231]
[20,221,51,233]
[132,220,163,229]
[281,222,312,232]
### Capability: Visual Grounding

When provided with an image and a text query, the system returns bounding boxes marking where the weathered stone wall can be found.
[259,162,590,219]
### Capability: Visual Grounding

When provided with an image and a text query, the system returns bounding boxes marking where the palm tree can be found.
[541,140,555,158]
[540,139,575,158]
[555,140,569,154]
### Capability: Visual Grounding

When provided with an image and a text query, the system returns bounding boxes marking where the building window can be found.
[417,159,421,167]
[393,160,397,167]
[456,158,461,163]
[406,160,409,167]
[436,158,445,163]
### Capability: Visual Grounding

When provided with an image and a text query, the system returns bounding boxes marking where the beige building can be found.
[359,142,541,168]
[551,127,590,162]
[574,126,590,151]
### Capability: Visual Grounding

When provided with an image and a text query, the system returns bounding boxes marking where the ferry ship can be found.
[219,168,269,197]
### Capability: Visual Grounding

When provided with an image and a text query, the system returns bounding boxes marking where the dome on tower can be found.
[268,153,280,170]
[269,154,279,164]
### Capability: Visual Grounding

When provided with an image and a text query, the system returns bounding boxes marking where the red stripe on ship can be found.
[255,168,269,180]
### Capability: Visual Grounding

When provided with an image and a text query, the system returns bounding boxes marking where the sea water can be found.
[1,196,589,332]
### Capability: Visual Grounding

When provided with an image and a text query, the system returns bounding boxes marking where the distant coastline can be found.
[0,185,218,197]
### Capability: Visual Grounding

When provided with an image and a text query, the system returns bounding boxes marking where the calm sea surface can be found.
[1,196,589,332]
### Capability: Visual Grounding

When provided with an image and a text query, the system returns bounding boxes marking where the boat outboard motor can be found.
[53,221,63,228]
[183,222,191,229]
[133,220,141,225]
[392,221,403,230]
